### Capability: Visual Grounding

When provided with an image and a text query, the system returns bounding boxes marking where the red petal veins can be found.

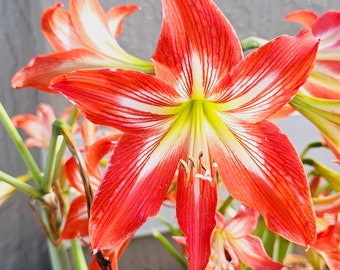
[42,4,85,52]
[153,0,242,97]
[51,69,182,133]
[176,166,217,270]
[212,29,319,122]
[106,5,140,38]
[90,132,187,250]
[285,10,318,28]
[210,120,316,246]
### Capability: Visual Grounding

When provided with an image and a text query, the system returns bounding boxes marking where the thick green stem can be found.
[53,107,78,181]
[70,240,88,270]
[41,210,72,270]
[0,170,41,198]
[41,120,63,193]
[0,102,42,184]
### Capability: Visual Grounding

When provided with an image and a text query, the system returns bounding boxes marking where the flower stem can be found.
[41,210,72,270]
[300,141,324,159]
[53,107,78,181]
[0,102,42,184]
[218,195,233,215]
[41,120,64,193]
[70,240,88,270]
[152,229,188,269]
[0,170,41,198]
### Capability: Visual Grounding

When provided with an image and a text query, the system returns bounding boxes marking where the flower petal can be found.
[231,236,283,269]
[176,164,217,269]
[212,29,319,122]
[42,2,85,52]
[11,103,55,148]
[210,120,316,246]
[85,134,120,179]
[312,11,340,48]
[285,10,318,28]
[69,0,116,54]
[106,5,140,38]
[12,49,110,92]
[59,195,89,240]
[51,69,183,133]
[225,205,258,238]
[89,132,187,250]
[153,0,242,96]
[69,0,142,65]
[313,193,340,215]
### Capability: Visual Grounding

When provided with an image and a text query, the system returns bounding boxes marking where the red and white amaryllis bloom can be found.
[52,0,318,268]
[207,207,283,269]
[285,10,340,99]
[11,0,154,92]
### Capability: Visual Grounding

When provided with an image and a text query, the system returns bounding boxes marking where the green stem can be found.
[70,240,88,270]
[272,236,293,262]
[300,141,324,159]
[152,229,188,269]
[0,102,42,184]
[53,107,78,181]
[41,210,72,270]
[0,170,41,198]
[218,195,233,215]
[41,120,63,193]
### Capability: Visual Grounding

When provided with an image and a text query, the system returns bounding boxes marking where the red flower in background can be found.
[11,103,76,148]
[51,0,318,268]
[208,206,282,269]
[11,0,153,92]
[285,10,340,99]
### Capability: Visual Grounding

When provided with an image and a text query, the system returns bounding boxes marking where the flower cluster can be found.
[2,0,340,269]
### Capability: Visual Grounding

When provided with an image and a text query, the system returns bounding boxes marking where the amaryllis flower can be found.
[285,10,340,99]
[11,103,76,148]
[207,206,282,269]
[308,211,340,269]
[51,0,318,268]
[11,0,154,92]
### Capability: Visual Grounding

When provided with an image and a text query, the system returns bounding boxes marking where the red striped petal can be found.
[210,120,316,246]
[89,132,187,250]
[212,29,318,122]
[153,0,242,96]
[51,69,182,133]
[176,165,217,270]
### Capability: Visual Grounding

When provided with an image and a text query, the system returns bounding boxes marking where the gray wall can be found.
[1,1,340,269]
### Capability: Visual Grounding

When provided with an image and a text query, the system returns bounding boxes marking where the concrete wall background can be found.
[1,0,340,269]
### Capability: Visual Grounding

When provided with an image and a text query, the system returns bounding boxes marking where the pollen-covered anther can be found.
[179,159,188,171]
[188,156,196,167]
[195,170,212,182]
